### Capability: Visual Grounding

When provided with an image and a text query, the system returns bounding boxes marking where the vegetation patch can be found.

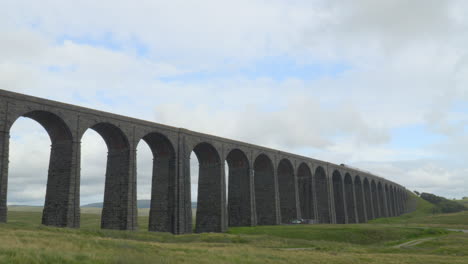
[419,193,466,213]
[1,202,467,263]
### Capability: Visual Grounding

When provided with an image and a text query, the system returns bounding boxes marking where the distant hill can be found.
[82,200,197,209]
[419,192,466,213]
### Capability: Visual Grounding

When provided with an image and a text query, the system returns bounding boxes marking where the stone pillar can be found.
[342,179,348,224]
[293,171,301,220]
[374,186,381,218]
[382,187,389,217]
[328,170,336,224]
[395,190,401,215]
[273,163,282,225]
[398,190,405,215]
[311,174,319,222]
[352,183,362,223]
[176,136,192,234]
[392,189,398,216]
[195,160,227,233]
[149,155,176,232]
[0,131,9,223]
[42,140,81,228]
[249,168,257,226]
[361,184,370,223]
[101,147,137,230]
[365,186,374,220]
[228,166,255,227]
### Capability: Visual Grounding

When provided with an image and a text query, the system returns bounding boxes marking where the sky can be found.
[2,0,468,206]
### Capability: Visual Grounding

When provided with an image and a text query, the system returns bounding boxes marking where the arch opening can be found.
[355,176,366,223]
[191,142,225,233]
[80,130,106,226]
[333,171,346,224]
[278,159,297,223]
[298,163,314,220]
[315,166,330,223]
[5,111,76,227]
[226,149,252,227]
[254,154,276,225]
[6,117,50,224]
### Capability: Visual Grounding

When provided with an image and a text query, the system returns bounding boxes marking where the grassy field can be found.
[0,198,467,264]
[370,194,468,229]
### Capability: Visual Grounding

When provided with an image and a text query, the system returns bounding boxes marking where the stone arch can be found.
[83,122,134,230]
[226,148,252,227]
[139,132,176,233]
[333,170,346,224]
[254,154,276,225]
[297,163,314,220]
[344,173,356,223]
[355,175,366,223]
[278,158,297,223]
[3,110,77,227]
[191,142,225,233]
[314,166,330,223]
[363,178,373,220]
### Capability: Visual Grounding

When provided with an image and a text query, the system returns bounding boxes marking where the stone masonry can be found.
[0,89,411,234]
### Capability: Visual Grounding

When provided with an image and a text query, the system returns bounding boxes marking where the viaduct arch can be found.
[0,89,411,234]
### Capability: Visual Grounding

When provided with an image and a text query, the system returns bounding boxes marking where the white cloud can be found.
[2,0,468,202]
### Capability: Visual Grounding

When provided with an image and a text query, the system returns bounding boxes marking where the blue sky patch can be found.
[159,56,350,82]
[390,124,446,149]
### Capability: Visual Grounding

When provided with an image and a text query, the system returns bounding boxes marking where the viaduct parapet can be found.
[0,89,410,234]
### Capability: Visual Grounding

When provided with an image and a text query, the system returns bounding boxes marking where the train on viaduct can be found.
[0,89,410,234]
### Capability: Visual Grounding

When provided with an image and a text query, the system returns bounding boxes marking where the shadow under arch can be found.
[253,154,276,225]
[139,132,176,233]
[314,166,330,223]
[191,142,225,233]
[2,110,77,227]
[226,148,253,227]
[297,163,314,220]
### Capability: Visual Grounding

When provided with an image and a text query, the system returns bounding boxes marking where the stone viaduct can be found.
[0,89,410,234]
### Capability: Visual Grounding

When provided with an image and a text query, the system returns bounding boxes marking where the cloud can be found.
[2,0,468,202]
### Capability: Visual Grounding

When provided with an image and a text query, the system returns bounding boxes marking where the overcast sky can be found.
[2,0,467,206]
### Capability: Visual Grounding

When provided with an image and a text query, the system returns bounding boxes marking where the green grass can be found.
[370,194,468,229]
[457,198,468,209]
[228,224,448,246]
[0,200,467,263]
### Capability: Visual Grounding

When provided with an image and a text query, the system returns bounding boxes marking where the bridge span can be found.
[0,89,409,234]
